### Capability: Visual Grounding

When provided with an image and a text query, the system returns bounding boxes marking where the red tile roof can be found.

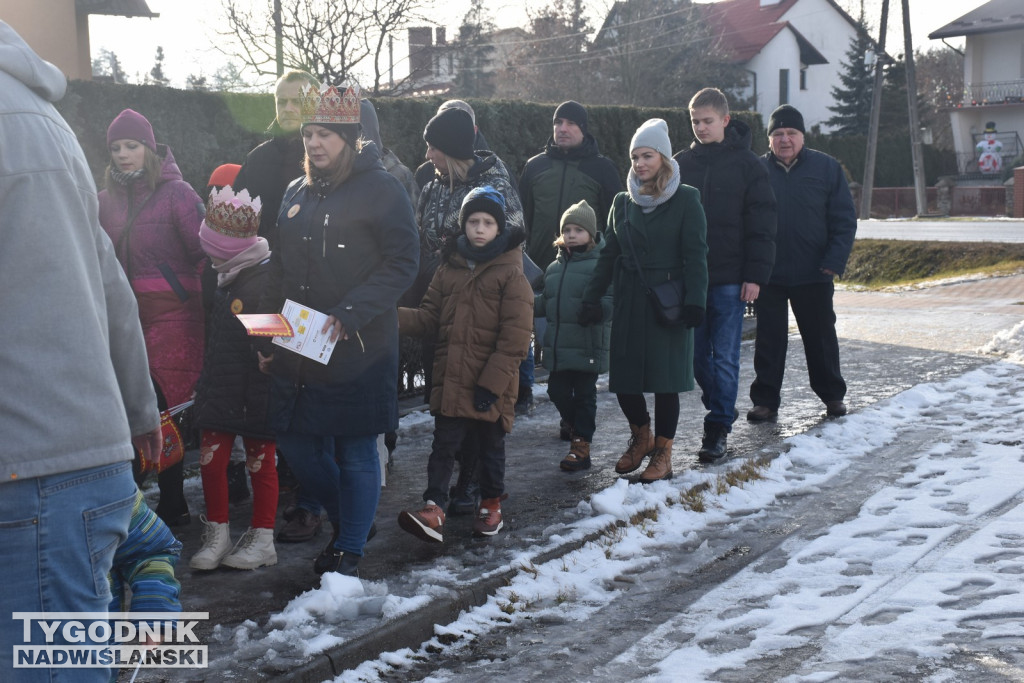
[702,0,852,63]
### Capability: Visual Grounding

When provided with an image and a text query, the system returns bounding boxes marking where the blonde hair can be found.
[104,145,162,192]
[639,153,674,198]
[445,156,474,189]
[304,137,361,189]
[688,87,729,117]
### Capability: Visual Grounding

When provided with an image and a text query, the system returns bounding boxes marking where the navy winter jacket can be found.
[760,147,857,286]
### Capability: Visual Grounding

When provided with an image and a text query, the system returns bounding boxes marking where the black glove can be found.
[473,385,498,412]
[577,301,604,327]
[682,305,704,329]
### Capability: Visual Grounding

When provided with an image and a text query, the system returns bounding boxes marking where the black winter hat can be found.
[424,108,475,160]
[553,100,589,134]
[767,104,805,134]
[459,185,507,234]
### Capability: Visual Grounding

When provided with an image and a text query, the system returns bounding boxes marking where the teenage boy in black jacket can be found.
[674,88,777,462]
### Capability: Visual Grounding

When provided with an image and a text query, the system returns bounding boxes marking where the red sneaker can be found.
[473,495,508,537]
[398,502,445,543]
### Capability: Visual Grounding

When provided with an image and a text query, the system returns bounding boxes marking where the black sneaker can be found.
[448,480,480,516]
[514,385,533,416]
[314,547,360,576]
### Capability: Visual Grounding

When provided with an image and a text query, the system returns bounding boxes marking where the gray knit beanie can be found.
[630,118,672,159]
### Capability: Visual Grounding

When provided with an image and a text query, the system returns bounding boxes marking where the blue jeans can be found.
[277,433,380,556]
[0,461,136,682]
[693,283,745,431]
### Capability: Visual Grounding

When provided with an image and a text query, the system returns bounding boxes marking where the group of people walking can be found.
[92,80,859,571]
[2,18,861,682]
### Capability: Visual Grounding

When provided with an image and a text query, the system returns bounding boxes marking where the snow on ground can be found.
[228,325,1024,681]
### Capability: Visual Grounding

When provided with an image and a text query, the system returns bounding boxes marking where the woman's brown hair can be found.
[304,137,361,189]
[104,145,162,193]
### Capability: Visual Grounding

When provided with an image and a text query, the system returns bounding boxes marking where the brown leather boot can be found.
[639,436,673,483]
[615,422,655,474]
[560,437,591,472]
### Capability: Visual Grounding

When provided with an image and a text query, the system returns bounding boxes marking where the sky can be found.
[182,319,1024,680]
[88,0,977,90]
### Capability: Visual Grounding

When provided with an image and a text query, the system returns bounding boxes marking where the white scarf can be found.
[627,158,682,213]
[212,238,271,286]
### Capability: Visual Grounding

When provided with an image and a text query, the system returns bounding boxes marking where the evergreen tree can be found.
[825,16,875,135]
[92,49,127,84]
[149,46,169,86]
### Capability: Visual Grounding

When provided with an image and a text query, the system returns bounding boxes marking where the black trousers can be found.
[424,416,506,507]
[616,393,680,440]
[750,281,847,409]
[546,370,599,441]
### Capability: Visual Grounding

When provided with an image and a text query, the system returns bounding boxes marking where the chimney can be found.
[408,27,433,78]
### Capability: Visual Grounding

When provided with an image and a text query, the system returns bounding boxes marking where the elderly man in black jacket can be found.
[748,105,857,422]
[674,88,776,462]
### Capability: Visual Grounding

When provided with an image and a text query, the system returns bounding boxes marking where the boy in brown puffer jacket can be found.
[397,186,533,542]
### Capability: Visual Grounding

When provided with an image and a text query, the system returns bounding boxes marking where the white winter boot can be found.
[221,527,277,570]
[189,517,232,571]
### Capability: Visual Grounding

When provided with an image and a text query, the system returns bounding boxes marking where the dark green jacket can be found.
[583,188,708,394]
[535,236,612,374]
[519,135,622,271]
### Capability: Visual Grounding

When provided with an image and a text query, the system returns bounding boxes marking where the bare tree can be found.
[220,0,427,93]
[500,0,592,103]
[589,0,748,108]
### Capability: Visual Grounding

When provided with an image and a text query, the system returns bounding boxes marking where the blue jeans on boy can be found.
[1,461,136,682]
[693,283,745,431]
[276,433,380,556]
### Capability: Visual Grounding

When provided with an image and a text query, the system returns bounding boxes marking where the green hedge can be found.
[55,81,768,193]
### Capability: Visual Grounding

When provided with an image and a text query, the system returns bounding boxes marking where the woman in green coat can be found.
[580,118,708,483]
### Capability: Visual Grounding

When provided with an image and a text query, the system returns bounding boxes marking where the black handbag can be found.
[619,198,686,327]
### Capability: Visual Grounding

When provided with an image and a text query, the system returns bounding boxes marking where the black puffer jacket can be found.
[232,133,306,248]
[262,143,420,436]
[673,119,776,287]
[194,260,273,439]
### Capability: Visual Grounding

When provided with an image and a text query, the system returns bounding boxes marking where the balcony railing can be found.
[948,80,1024,107]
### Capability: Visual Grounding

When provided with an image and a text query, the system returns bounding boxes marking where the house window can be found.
[800,67,807,90]
[779,69,789,104]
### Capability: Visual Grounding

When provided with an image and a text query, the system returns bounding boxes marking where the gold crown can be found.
[300,81,361,126]
[205,186,262,239]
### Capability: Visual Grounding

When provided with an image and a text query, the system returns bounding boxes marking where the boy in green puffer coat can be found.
[536,200,613,471]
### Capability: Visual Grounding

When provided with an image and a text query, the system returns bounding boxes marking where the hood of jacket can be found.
[0,22,66,102]
[543,133,603,161]
[688,118,753,159]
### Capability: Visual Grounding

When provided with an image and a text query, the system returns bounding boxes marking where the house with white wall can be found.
[928,0,1024,177]
[703,0,861,131]
[0,0,156,81]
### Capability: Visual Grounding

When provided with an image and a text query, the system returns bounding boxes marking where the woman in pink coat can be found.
[99,109,206,526]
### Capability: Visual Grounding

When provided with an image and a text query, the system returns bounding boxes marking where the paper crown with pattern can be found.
[300,81,361,126]
[204,186,262,239]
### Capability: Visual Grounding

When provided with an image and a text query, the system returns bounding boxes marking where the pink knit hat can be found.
[107,109,157,151]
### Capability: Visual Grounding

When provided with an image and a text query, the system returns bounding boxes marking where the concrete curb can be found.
[280,525,614,682]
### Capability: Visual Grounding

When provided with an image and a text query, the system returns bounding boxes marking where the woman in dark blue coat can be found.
[259,83,419,576]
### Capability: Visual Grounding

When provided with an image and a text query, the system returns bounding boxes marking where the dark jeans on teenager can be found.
[424,416,506,508]
[616,393,680,440]
[694,283,745,431]
[547,370,599,441]
[750,281,847,409]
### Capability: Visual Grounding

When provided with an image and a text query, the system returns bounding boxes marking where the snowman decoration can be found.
[976,121,1003,174]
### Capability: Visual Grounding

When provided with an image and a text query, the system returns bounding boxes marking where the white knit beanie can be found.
[630,118,672,159]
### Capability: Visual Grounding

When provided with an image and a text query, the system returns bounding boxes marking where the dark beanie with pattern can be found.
[459,185,507,233]
[424,108,475,160]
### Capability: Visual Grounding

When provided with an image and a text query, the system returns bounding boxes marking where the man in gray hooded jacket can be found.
[0,21,161,681]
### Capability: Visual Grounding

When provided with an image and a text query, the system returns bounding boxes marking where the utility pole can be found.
[860,0,889,220]
[902,0,928,215]
[274,0,283,77]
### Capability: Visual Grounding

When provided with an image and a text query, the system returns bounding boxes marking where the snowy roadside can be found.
[208,324,1024,681]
